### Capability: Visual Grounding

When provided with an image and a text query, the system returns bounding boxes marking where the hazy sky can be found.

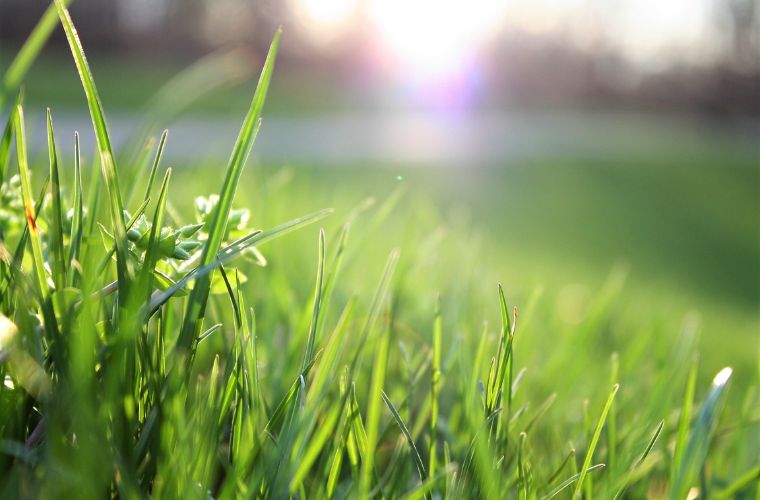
[290,0,728,71]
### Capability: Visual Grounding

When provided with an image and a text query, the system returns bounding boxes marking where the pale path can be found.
[17,110,759,167]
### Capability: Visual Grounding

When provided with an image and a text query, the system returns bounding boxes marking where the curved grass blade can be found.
[301,228,325,371]
[713,465,760,499]
[0,93,21,182]
[671,355,698,484]
[136,168,172,298]
[573,384,620,498]
[613,419,664,499]
[668,367,733,500]
[543,464,606,500]
[347,248,400,379]
[359,303,392,497]
[288,403,342,493]
[55,0,131,291]
[177,29,281,356]
[46,109,66,291]
[14,104,49,297]
[66,132,83,287]
[429,295,442,482]
[382,391,429,488]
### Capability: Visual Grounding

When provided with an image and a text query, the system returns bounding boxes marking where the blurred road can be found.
[18,110,759,167]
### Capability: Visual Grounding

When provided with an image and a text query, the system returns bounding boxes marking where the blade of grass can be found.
[543,464,606,500]
[613,419,664,499]
[177,29,281,356]
[0,93,21,182]
[66,132,83,287]
[288,403,341,492]
[126,129,167,207]
[573,384,620,498]
[429,295,442,482]
[668,367,733,500]
[55,0,131,292]
[136,168,172,298]
[382,391,429,488]
[46,109,66,292]
[301,228,325,371]
[671,355,698,484]
[14,104,49,297]
[713,465,760,499]
[360,303,392,497]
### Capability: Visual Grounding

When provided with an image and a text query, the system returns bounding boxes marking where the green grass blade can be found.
[671,355,698,484]
[543,464,606,500]
[14,104,49,298]
[289,403,341,492]
[573,384,620,498]
[125,129,167,207]
[382,391,429,486]
[713,465,760,499]
[301,228,325,371]
[66,132,83,287]
[613,419,664,499]
[137,168,172,296]
[46,109,66,291]
[0,93,21,182]
[668,367,733,500]
[12,172,50,270]
[0,0,72,110]
[359,304,392,497]
[347,248,400,378]
[177,29,281,355]
[54,0,131,291]
[429,295,442,482]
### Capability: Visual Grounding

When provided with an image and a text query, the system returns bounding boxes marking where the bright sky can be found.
[289,0,724,107]
[291,0,721,66]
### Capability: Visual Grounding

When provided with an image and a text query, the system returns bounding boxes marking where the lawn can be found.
[1,2,758,498]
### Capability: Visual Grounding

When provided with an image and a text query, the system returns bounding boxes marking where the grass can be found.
[1,3,759,498]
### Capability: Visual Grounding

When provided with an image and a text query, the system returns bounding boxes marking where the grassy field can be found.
[1,2,759,498]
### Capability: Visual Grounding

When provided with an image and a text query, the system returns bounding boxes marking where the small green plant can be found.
[0,2,756,499]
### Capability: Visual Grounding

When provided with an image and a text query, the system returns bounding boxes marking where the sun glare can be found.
[369,0,508,80]
[291,0,359,45]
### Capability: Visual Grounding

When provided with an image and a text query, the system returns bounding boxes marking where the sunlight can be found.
[368,0,508,80]
[290,0,359,44]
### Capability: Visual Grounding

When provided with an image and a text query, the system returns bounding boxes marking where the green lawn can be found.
[1,4,758,498]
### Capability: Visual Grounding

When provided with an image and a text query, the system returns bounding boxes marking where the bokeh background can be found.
[2,0,759,376]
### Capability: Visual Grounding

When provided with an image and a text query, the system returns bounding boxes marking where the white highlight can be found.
[712,367,733,387]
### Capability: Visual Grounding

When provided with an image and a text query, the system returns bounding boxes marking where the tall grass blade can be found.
[429,295,442,482]
[668,367,733,500]
[67,132,83,287]
[14,104,49,298]
[301,228,325,371]
[382,391,429,487]
[671,355,698,484]
[543,464,606,500]
[573,384,620,498]
[613,419,664,499]
[0,93,21,181]
[177,29,281,355]
[46,109,66,291]
[713,465,760,499]
[360,303,392,497]
[55,0,131,291]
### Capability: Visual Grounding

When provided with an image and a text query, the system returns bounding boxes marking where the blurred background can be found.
[1,0,758,373]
